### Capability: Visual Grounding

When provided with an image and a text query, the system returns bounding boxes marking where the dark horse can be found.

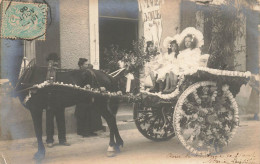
[15,61,127,161]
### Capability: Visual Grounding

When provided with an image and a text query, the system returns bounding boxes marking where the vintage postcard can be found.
[0,0,259,163]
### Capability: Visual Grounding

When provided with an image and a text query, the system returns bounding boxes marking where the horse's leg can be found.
[46,108,55,145]
[101,111,117,157]
[30,106,45,161]
[100,106,116,146]
[96,99,117,156]
[109,99,123,152]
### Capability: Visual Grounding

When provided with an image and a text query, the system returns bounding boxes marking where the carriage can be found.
[132,66,251,156]
[9,42,252,160]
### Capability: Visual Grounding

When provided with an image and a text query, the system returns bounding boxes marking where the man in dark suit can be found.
[75,58,103,137]
[45,53,70,147]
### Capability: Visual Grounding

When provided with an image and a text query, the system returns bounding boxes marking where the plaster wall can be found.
[160,0,181,52]
[60,0,90,69]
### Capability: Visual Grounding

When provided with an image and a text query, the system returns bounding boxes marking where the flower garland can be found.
[23,81,137,104]
[174,82,239,156]
[197,67,251,78]
[140,67,250,100]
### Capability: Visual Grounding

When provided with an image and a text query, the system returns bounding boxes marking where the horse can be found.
[14,61,128,161]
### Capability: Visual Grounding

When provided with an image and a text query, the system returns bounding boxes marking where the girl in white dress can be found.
[156,40,180,93]
[162,33,202,94]
[177,34,201,74]
[156,40,179,81]
[143,41,161,91]
[147,40,179,92]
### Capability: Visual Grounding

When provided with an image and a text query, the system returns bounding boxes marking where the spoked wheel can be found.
[174,81,239,156]
[133,103,175,141]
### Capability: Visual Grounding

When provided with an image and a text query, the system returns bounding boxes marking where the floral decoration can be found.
[174,82,239,156]
[23,81,138,104]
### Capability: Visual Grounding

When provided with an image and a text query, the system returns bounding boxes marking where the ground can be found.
[0,120,259,164]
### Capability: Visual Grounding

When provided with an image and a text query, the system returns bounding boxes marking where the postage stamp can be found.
[0,1,48,40]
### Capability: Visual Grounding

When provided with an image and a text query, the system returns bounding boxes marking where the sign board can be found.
[1,1,48,40]
[138,0,163,48]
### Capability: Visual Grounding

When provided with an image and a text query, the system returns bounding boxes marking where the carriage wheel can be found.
[174,81,239,156]
[133,103,175,141]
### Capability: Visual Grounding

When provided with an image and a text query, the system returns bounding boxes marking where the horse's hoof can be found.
[107,145,117,157]
[107,151,117,157]
[33,150,45,161]
[114,145,121,153]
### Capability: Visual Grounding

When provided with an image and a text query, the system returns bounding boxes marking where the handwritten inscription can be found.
[1,1,48,40]
[167,153,257,164]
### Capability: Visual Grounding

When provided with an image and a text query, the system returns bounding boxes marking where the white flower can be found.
[244,71,251,78]
[239,72,244,77]
[222,85,229,92]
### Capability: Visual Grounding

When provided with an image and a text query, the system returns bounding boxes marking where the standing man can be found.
[75,58,103,137]
[45,53,70,147]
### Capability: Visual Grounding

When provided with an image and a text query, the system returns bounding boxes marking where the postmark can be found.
[1,1,48,40]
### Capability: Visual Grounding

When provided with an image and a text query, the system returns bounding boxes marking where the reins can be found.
[109,68,126,78]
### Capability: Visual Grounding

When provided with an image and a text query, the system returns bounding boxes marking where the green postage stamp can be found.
[1,1,48,40]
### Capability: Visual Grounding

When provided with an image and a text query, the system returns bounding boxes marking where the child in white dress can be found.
[143,41,161,91]
[147,40,179,92]
[162,33,202,94]
[156,40,179,81]
[156,40,180,93]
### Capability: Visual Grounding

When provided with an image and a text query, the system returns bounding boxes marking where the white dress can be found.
[144,53,163,76]
[143,54,163,87]
[156,52,177,81]
[172,48,201,75]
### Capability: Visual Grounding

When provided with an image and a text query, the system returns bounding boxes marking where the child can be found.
[143,41,161,92]
[156,40,180,93]
[162,31,203,94]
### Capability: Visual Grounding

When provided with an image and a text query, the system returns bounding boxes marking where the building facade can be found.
[0,0,259,139]
[1,0,258,74]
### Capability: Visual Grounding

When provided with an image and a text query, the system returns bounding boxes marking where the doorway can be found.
[98,0,139,70]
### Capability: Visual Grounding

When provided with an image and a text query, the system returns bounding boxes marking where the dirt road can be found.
[0,120,259,164]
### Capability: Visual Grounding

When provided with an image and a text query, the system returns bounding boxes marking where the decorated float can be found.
[133,27,252,156]
[19,59,251,156]
[15,27,253,157]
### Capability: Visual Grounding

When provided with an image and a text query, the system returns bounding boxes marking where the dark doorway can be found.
[99,18,138,50]
[98,0,139,70]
